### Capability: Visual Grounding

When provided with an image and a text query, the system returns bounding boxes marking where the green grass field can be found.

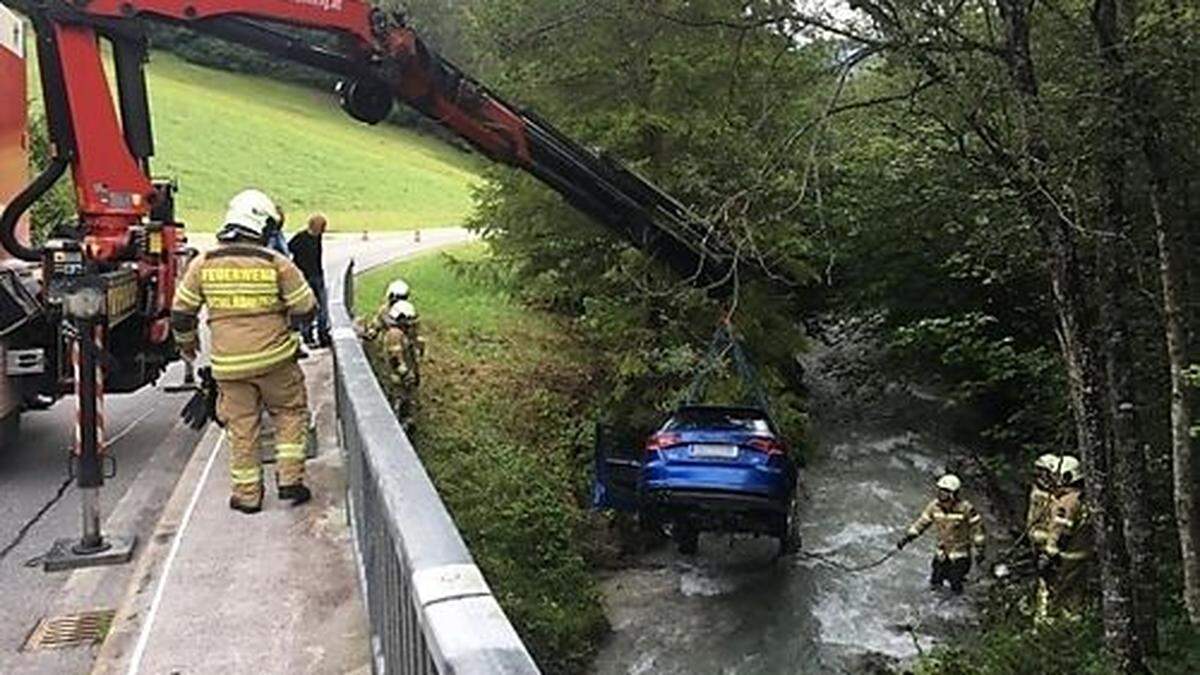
[355,243,513,333]
[28,50,482,231]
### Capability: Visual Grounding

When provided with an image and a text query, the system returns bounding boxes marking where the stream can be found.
[592,321,987,674]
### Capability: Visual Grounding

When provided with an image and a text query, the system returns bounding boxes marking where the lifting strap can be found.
[684,322,771,414]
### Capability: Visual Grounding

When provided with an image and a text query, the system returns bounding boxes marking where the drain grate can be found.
[24,610,115,650]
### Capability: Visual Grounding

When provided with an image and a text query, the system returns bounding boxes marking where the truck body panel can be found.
[0,5,28,439]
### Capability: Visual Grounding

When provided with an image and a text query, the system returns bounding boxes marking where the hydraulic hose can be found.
[0,156,68,262]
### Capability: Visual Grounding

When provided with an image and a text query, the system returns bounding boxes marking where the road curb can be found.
[89,422,225,675]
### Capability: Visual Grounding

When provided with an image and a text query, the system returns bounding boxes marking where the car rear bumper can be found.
[641,487,790,536]
[642,488,790,514]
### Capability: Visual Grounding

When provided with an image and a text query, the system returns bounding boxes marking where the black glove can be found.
[975,550,987,565]
[180,390,207,430]
[180,367,222,430]
[897,534,914,550]
[201,367,223,427]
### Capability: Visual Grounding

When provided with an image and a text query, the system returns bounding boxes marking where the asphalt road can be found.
[0,228,469,672]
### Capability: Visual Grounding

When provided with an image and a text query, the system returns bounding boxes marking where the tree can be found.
[1131,0,1200,626]
[463,0,828,435]
[1091,0,1157,652]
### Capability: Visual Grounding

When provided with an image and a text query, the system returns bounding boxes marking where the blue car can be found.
[595,405,800,556]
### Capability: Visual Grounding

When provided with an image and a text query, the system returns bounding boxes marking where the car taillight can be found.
[645,432,682,453]
[747,436,786,456]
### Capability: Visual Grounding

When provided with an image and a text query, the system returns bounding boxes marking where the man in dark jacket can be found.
[288,213,331,347]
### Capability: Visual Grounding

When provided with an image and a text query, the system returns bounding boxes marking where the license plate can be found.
[692,444,739,459]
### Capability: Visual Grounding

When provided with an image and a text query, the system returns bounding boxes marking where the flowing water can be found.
[592,322,984,674]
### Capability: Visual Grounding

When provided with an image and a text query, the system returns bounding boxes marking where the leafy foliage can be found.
[462,0,832,442]
[25,112,74,243]
[913,613,1116,675]
[439,0,1199,668]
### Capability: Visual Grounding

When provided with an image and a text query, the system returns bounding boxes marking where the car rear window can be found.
[664,409,772,434]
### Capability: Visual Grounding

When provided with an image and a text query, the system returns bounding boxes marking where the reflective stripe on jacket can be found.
[908,498,986,560]
[170,243,316,381]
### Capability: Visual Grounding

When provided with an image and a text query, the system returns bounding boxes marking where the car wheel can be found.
[639,512,666,539]
[674,521,699,556]
[778,498,802,556]
[779,526,801,556]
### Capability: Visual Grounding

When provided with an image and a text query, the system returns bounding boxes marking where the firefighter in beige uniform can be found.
[381,300,423,424]
[172,189,316,513]
[1027,453,1060,552]
[1036,455,1089,621]
[897,474,987,593]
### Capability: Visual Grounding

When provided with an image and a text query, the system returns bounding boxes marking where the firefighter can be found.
[1027,453,1060,551]
[171,189,317,514]
[363,279,411,340]
[393,298,424,357]
[381,299,422,425]
[1036,455,1089,622]
[897,474,987,594]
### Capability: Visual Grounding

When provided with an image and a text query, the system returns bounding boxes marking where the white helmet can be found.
[936,474,962,493]
[1058,456,1083,486]
[387,279,411,305]
[219,189,281,242]
[387,300,417,326]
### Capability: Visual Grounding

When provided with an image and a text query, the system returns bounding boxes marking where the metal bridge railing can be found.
[330,261,540,675]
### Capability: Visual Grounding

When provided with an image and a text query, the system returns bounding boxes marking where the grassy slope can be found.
[356,246,608,674]
[27,49,482,231]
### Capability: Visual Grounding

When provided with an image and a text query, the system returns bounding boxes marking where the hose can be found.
[0,156,69,262]
[796,547,900,573]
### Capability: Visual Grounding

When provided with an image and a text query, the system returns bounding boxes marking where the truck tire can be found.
[0,409,19,451]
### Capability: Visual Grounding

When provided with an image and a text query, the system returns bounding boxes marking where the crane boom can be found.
[6,0,748,291]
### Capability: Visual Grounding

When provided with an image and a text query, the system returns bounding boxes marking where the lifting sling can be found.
[684,321,771,414]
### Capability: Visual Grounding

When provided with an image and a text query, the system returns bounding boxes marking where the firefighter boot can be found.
[229,496,263,515]
[278,484,312,505]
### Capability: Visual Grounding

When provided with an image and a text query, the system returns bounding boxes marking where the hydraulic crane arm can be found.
[12,0,749,290]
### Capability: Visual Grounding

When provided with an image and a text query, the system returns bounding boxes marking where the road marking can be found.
[106,407,158,448]
[125,428,225,675]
